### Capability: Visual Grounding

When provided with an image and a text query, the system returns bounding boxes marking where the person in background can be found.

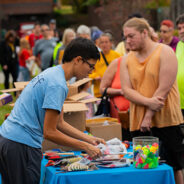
[0,30,19,89]
[77,25,91,39]
[91,26,103,49]
[89,33,120,98]
[33,24,58,71]
[52,31,63,63]
[78,82,96,119]
[0,37,105,184]
[150,27,159,42]
[159,19,179,51]
[49,19,59,38]
[121,17,184,184]
[176,14,184,117]
[100,56,130,140]
[49,19,57,31]
[28,22,42,49]
[17,38,32,81]
[54,28,76,65]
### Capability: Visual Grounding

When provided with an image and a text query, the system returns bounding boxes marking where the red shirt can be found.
[29,33,43,48]
[19,49,31,67]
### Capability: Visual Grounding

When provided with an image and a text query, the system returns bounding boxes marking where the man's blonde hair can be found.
[123,17,151,37]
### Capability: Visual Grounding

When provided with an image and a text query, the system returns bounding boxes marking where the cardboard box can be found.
[0,93,13,107]
[67,78,91,97]
[86,118,122,141]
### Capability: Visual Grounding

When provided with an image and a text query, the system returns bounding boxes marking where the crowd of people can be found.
[0,13,184,184]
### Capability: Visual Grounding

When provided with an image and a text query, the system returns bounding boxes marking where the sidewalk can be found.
[0,71,12,84]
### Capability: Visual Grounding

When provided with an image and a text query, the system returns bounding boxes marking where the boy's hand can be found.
[84,143,102,159]
[90,137,106,146]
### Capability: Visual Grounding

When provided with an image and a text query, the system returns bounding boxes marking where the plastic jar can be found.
[133,136,159,169]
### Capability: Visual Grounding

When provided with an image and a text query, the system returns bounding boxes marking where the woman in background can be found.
[54,28,76,65]
[17,38,32,81]
[0,30,19,89]
[100,56,130,140]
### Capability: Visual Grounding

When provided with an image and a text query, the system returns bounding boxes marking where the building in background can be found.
[0,0,56,40]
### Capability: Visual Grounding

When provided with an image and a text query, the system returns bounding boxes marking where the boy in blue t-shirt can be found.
[0,37,104,184]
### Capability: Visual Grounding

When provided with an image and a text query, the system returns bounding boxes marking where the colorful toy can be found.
[133,142,159,169]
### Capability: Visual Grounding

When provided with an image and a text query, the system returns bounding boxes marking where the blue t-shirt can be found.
[0,65,68,148]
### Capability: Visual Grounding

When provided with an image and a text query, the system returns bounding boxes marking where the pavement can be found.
[0,71,12,84]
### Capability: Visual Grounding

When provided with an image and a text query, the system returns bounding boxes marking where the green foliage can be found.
[54,5,74,15]
[82,0,100,6]
[53,9,74,28]
[0,84,14,125]
[145,0,170,9]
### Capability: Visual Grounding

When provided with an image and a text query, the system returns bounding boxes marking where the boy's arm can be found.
[57,110,106,145]
[43,109,102,158]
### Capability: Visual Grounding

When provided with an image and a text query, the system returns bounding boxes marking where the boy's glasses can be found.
[82,58,95,70]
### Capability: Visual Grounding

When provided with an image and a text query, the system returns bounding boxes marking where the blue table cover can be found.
[40,151,175,184]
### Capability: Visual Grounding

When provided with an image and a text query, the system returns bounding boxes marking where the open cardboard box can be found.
[0,81,29,93]
[86,117,122,141]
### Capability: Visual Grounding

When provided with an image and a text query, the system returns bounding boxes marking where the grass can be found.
[0,84,14,125]
[54,5,74,15]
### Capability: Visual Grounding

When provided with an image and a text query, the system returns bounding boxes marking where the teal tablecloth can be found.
[40,151,175,184]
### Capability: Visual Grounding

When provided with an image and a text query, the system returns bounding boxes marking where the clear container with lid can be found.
[133,136,159,169]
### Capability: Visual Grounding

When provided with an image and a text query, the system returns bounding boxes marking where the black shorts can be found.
[0,135,42,184]
[131,125,184,171]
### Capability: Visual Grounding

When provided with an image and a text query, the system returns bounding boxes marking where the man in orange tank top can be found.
[121,17,184,184]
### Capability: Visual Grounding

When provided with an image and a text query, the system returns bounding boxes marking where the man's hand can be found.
[147,96,165,111]
[140,109,154,132]
[90,137,106,146]
[84,143,102,159]
[3,65,8,70]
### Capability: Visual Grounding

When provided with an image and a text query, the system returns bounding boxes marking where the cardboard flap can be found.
[80,97,100,104]
[14,81,29,89]
[86,117,118,124]
[64,100,76,103]
[70,78,91,87]
[63,102,88,113]
[68,92,90,101]
[86,122,118,127]
[1,88,22,93]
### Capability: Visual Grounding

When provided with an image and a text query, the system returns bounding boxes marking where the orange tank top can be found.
[126,44,183,131]
[111,57,130,111]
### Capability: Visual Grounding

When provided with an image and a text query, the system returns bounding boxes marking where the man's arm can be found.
[43,109,102,158]
[140,45,178,131]
[120,56,164,110]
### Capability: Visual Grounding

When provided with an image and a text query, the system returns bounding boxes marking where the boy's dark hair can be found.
[62,37,100,63]
[176,14,184,26]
